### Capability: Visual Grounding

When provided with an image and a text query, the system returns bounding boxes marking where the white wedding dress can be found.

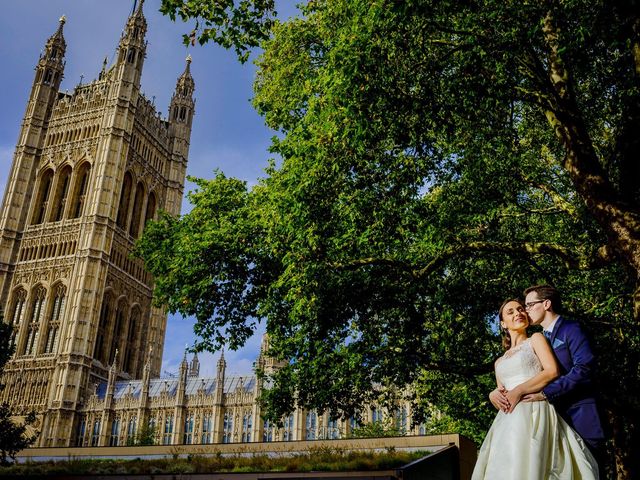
[472,338,599,480]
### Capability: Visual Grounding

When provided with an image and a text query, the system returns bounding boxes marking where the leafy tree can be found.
[159,0,276,62]
[130,422,157,446]
[0,406,37,466]
[150,1,640,477]
[0,321,38,465]
[348,421,404,439]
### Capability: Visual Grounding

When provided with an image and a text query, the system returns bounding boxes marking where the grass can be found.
[1,447,430,476]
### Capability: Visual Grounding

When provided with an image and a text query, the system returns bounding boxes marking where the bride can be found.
[471,299,599,479]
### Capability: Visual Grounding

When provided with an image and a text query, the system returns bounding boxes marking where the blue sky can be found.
[0,0,297,377]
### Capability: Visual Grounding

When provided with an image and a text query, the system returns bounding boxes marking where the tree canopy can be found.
[150,0,640,476]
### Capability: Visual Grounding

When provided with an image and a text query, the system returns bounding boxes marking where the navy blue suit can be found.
[542,316,605,449]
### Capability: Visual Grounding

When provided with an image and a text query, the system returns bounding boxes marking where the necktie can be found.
[543,330,551,340]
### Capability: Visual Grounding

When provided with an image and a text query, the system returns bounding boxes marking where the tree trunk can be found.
[610,408,639,480]
[541,11,640,281]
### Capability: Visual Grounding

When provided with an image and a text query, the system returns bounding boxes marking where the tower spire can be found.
[34,15,67,90]
[134,0,145,16]
[115,0,147,85]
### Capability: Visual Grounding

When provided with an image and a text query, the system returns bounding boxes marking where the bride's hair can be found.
[498,298,524,350]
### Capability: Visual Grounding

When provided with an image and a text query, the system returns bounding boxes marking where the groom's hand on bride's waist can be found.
[522,392,546,402]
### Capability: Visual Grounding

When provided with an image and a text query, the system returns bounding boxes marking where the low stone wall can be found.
[17,434,477,480]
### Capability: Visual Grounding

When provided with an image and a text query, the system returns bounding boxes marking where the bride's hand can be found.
[505,387,523,413]
[489,387,510,412]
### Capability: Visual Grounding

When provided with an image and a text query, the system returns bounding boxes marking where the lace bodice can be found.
[495,338,542,390]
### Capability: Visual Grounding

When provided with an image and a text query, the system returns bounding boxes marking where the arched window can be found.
[69,163,91,218]
[43,284,66,354]
[126,416,137,444]
[110,417,120,446]
[50,166,72,222]
[32,169,54,225]
[76,417,87,446]
[163,415,173,445]
[23,285,47,356]
[394,406,408,433]
[263,420,274,442]
[124,309,140,374]
[127,48,136,64]
[327,417,340,439]
[143,192,156,228]
[371,406,383,424]
[283,414,295,441]
[116,172,133,228]
[43,69,53,85]
[94,292,112,364]
[222,412,233,444]
[201,415,212,444]
[109,301,128,367]
[241,413,252,442]
[183,415,194,444]
[129,182,145,238]
[305,411,317,440]
[91,419,101,446]
[349,415,359,433]
[9,288,27,348]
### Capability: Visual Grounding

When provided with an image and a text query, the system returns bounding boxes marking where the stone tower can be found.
[0,0,195,447]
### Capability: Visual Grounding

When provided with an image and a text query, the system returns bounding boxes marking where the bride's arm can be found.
[505,333,560,412]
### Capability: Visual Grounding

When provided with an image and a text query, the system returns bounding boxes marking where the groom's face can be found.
[525,292,546,326]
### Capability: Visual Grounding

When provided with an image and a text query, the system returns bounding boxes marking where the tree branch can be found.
[330,241,615,279]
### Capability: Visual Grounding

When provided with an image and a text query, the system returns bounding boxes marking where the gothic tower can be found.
[0,1,195,447]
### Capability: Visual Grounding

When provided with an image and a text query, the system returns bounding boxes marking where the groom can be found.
[522,285,605,458]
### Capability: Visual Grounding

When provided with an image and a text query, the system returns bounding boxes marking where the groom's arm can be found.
[541,322,595,402]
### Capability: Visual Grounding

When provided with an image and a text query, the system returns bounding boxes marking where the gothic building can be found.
[76,338,427,447]
[0,0,194,447]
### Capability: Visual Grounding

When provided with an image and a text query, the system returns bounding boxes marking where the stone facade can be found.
[0,0,194,447]
[76,342,426,447]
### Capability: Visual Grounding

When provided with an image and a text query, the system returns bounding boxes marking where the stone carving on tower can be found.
[0,0,195,447]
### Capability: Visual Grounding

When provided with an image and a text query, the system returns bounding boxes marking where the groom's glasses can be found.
[525,300,545,310]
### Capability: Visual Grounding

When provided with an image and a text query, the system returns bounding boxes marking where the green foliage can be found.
[125,423,157,446]
[134,422,157,446]
[348,421,403,439]
[0,450,427,476]
[151,0,640,475]
[159,0,276,63]
[0,405,37,466]
[134,172,272,352]
[0,318,38,465]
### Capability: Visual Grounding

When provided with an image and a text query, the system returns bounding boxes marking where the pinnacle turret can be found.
[189,351,200,377]
[34,15,66,90]
[115,0,147,83]
[175,55,195,98]
[48,15,67,48]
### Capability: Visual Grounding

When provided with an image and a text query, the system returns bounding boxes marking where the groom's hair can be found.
[524,284,562,313]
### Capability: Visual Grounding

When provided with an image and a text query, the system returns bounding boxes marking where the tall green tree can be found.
[150,1,640,477]
[0,321,38,465]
